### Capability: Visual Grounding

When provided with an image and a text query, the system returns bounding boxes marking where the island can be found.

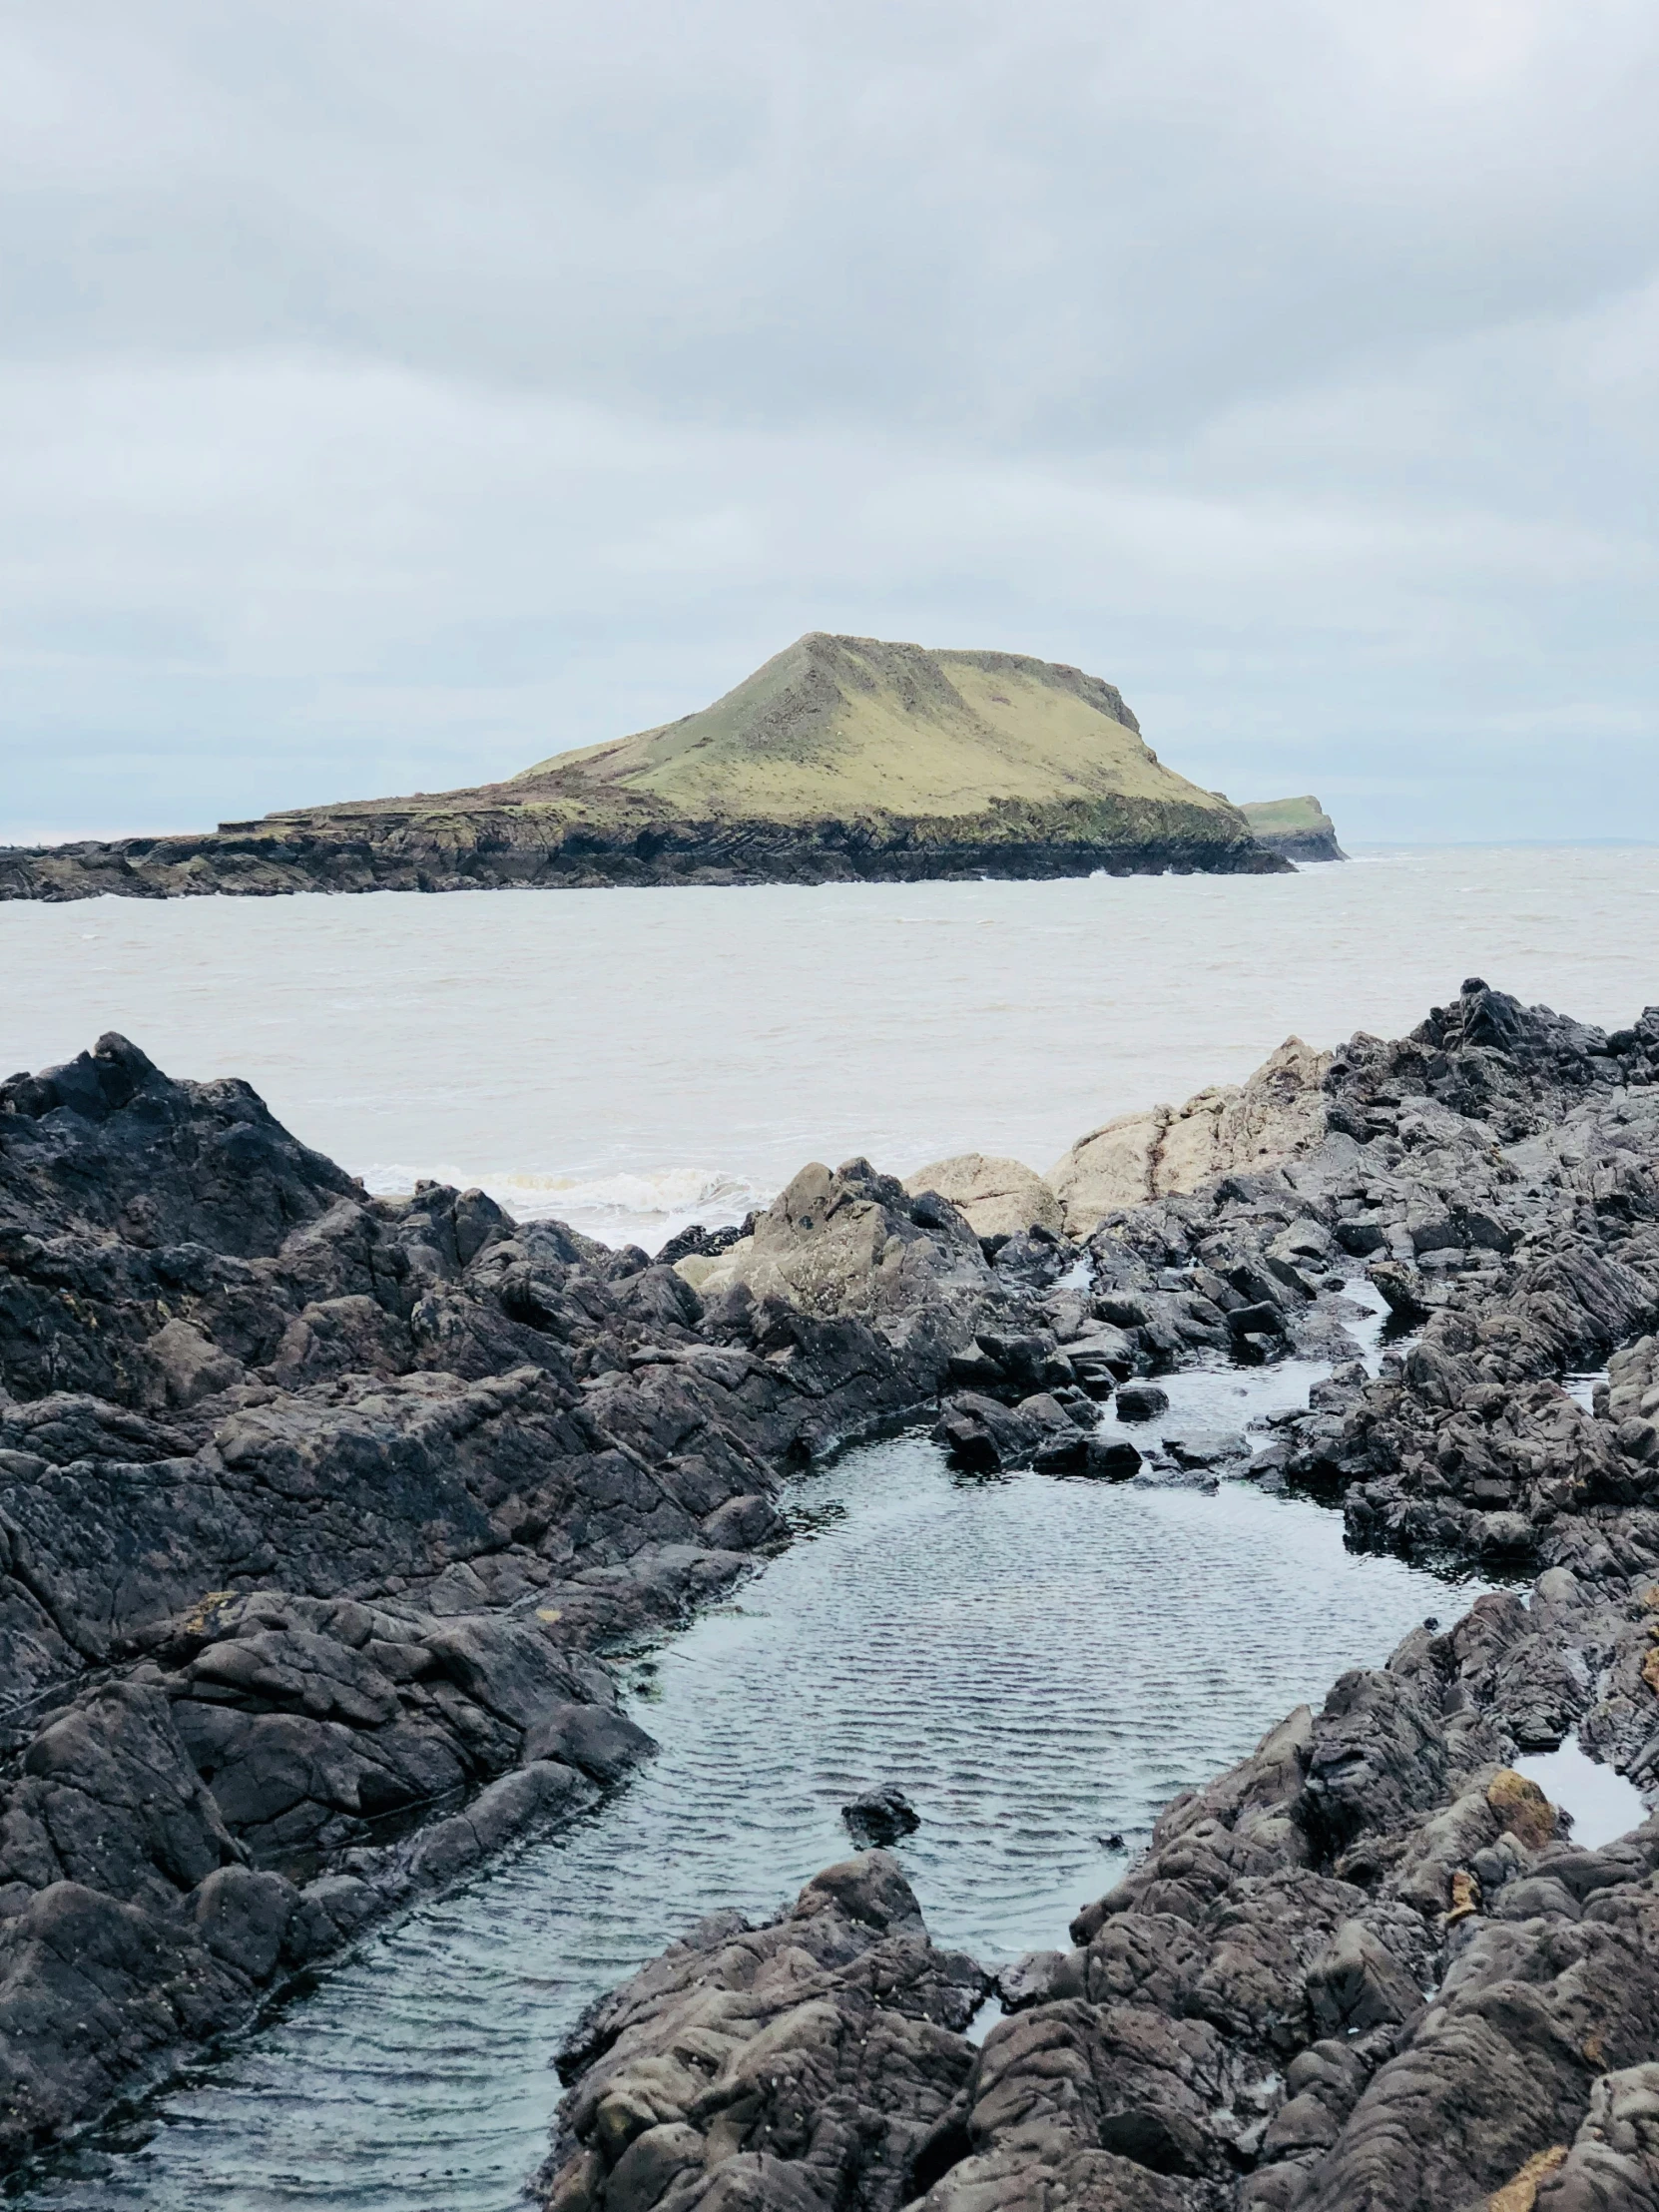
[1241,794,1348,863]
[0,634,1337,899]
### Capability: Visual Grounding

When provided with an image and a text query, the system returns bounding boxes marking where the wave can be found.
[356,1161,770,1253]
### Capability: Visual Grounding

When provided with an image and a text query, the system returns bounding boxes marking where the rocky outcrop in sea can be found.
[0,802,1288,902]
[0,636,1301,899]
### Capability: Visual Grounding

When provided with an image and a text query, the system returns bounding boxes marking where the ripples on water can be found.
[24,1346,1497,2212]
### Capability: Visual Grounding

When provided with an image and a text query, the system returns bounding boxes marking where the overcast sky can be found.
[2,0,1656,843]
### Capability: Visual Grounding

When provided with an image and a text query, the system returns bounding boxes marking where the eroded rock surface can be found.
[0,1035,1014,2164]
[542,981,1659,2212]
[1048,1040,1332,1239]
[540,1854,986,2212]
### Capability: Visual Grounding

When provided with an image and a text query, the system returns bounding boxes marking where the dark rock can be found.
[1083,1436,1144,1480]
[841,1786,921,1849]
[1115,1382,1170,1421]
[931,1392,1043,1473]
[539,1853,987,2211]
[0,1033,1020,2163]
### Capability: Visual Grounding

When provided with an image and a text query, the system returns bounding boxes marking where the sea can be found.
[3,844,1656,1249]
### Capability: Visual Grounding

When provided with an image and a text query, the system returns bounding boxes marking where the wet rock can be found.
[842,1786,921,1849]
[931,1392,1043,1472]
[0,1034,1017,2161]
[1116,1382,1171,1422]
[1081,1436,1144,1481]
[1163,1429,1249,1469]
[540,1854,987,2212]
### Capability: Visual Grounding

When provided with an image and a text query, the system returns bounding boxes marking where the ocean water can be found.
[3,843,1656,1249]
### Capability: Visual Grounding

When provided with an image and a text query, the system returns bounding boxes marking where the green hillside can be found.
[1240,795,1346,861]
[515,632,1246,830]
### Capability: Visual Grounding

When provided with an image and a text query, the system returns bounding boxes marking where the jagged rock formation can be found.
[0,636,1285,900]
[1240,798,1347,864]
[542,981,1659,2212]
[8,980,1659,2197]
[540,1853,986,2212]
[675,1160,998,1359]
[0,1035,1025,2165]
[1047,1040,1333,1239]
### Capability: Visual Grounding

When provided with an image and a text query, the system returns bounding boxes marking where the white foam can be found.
[359,1161,770,1253]
[1512,1736,1650,1851]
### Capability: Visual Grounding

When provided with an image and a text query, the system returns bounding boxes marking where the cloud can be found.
[0,0,1655,839]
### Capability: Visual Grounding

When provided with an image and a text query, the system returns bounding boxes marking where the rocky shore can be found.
[541,981,1659,2212]
[0,797,1288,902]
[3,979,1659,2210]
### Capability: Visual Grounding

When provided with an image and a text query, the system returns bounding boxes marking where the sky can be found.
[2,0,1656,845]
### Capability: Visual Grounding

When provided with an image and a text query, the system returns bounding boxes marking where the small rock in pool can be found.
[1082,1436,1142,1481]
[1099,1831,1125,1850]
[1165,1429,1249,1469]
[841,1785,920,1849]
[1115,1382,1169,1421]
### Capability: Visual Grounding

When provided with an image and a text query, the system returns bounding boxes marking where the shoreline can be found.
[0,819,1289,903]
[2,982,1658,2208]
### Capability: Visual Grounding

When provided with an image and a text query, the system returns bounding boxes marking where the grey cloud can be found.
[0,0,1655,839]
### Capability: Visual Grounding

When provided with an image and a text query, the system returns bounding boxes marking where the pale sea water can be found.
[3,844,1656,1249]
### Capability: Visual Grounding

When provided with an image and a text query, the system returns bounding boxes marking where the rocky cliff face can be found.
[1240,798,1347,864]
[0,637,1287,900]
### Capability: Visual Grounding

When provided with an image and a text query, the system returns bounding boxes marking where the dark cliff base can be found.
[1251,827,1347,863]
[0,810,1288,902]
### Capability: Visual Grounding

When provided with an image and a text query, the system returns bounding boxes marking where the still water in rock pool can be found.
[20,1343,1499,2212]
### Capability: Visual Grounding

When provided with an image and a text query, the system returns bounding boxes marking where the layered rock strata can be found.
[1239,799,1347,865]
[543,981,1659,2212]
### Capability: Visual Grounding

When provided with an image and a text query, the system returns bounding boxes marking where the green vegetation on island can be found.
[1240,795,1347,863]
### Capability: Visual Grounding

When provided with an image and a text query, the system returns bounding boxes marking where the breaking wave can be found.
[357,1162,769,1253]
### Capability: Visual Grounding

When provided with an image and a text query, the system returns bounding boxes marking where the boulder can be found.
[903,1153,1063,1240]
[1048,1038,1332,1238]
[842,1786,921,1848]
[673,1159,992,1350]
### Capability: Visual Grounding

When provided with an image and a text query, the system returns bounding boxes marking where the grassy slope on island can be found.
[1239,795,1346,861]
[1240,796,1338,840]
[513,632,1246,833]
